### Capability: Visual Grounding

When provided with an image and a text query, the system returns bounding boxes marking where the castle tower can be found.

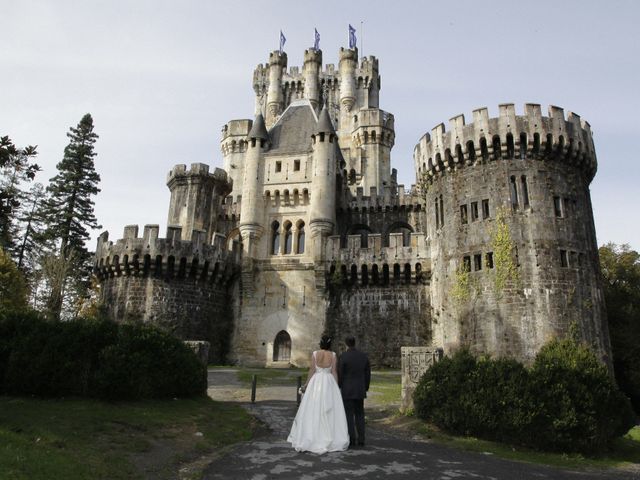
[415,103,609,364]
[351,109,395,192]
[166,163,232,242]
[358,56,380,109]
[239,113,269,256]
[309,105,337,255]
[221,119,252,196]
[338,47,358,144]
[266,51,287,127]
[303,48,322,109]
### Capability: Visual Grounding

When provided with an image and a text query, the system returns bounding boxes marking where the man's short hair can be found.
[345,336,356,347]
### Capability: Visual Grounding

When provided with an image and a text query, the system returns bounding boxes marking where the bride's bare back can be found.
[306,349,338,384]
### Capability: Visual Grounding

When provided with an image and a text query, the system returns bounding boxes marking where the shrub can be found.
[413,340,636,454]
[0,311,206,400]
[413,349,478,434]
[529,338,636,453]
[93,323,207,400]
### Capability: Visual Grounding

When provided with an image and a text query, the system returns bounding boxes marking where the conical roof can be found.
[316,105,335,134]
[248,113,269,140]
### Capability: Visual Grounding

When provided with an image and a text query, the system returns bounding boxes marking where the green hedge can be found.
[413,340,636,454]
[0,311,206,400]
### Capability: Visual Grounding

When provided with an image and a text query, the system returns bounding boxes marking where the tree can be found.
[600,242,640,413]
[0,136,39,256]
[40,114,101,320]
[15,182,47,272]
[0,247,28,311]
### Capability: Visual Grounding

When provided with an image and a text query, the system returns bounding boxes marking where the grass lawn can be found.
[368,370,402,408]
[0,396,254,480]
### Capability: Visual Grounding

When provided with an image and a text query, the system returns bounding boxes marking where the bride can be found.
[287,335,350,454]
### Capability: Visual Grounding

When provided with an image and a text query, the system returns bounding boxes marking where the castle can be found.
[94,44,610,367]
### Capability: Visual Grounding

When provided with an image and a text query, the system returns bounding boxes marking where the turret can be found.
[338,47,357,112]
[338,47,358,145]
[359,56,380,109]
[351,109,396,192]
[309,106,337,245]
[303,48,322,109]
[166,163,232,242]
[221,119,252,196]
[266,51,287,127]
[239,113,269,256]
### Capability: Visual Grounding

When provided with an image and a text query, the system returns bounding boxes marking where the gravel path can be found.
[203,369,639,480]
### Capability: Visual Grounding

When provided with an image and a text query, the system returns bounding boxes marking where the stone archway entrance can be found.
[273,330,291,362]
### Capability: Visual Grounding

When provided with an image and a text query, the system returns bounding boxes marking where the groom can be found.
[338,336,371,447]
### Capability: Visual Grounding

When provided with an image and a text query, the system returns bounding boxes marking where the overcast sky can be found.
[2,0,639,251]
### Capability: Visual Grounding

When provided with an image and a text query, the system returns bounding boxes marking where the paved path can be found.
[203,369,639,480]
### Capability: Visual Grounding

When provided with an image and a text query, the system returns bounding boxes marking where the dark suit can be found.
[338,347,371,445]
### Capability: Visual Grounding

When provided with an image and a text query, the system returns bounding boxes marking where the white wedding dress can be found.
[287,350,350,454]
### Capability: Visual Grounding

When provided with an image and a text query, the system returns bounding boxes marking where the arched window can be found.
[372,264,379,285]
[393,263,401,283]
[382,264,390,285]
[284,222,292,254]
[296,221,305,254]
[273,330,291,362]
[361,264,369,286]
[271,221,280,255]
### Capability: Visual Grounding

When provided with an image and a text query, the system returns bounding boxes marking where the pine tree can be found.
[40,114,101,320]
[16,182,47,272]
[0,136,39,256]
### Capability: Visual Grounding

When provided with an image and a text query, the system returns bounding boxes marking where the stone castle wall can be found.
[418,103,609,364]
[94,224,239,363]
[326,285,431,367]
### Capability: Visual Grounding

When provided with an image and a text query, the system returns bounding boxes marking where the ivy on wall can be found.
[491,207,520,293]
[451,262,472,303]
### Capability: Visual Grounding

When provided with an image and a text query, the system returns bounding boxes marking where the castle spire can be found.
[248,112,269,141]
[316,104,335,134]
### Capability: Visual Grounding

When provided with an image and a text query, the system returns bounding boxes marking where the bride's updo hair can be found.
[319,335,332,350]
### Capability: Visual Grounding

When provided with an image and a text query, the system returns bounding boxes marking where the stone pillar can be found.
[400,346,443,412]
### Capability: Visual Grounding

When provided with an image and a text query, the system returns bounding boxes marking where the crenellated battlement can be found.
[414,103,597,181]
[352,109,395,147]
[356,56,379,84]
[339,184,422,212]
[94,224,240,283]
[221,119,251,156]
[326,232,429,286]
[166,163,231,188]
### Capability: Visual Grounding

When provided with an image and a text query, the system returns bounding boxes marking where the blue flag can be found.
[348,24,357,49]
[314,28,320,50]
[279,30,286,53]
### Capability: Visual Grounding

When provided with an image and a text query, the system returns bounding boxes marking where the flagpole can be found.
[361,21,364,60]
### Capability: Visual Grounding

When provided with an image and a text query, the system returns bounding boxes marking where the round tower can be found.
[266,51,287,127]
[166,163,232,243]
[415,103,609,365]
[351,109,395,192]
[239,114,269,256]
[303,48,322,109]
[221,119,251,196]
[309,106,337,255]
[338,47,358,144]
